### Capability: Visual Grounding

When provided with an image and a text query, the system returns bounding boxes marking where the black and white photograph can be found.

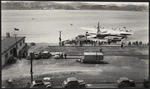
[1,0,149,88]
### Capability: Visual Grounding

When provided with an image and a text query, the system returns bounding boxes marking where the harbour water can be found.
[2,10,149,43]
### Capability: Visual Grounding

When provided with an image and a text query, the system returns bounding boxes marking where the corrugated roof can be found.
[1,36,25,55]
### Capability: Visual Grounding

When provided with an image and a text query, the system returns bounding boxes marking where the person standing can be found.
[64,53,67,59]
[128,41,131,46]
[100,48,102,52]
[121,42,124,48]
[19,51,22,60]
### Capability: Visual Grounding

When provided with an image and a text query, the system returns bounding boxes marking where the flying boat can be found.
[80,22,133,42]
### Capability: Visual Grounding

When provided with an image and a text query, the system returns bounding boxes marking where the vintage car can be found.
[30,42,36,46]
[62,77,86,88]
[34,51,42,59]
[54,52,64,59]
[143,78,149,88]
[116,77,135,88]
[30,77,51,88]
[41,51,51,59]
[26,51,34,60]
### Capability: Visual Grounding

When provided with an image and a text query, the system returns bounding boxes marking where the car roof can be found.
[35,51,41,53]
[42,51,49,53]
[67,77,78,82]
[32,80,44,85]
[34,80,43,83]
[29,51,34,53]
[119,77,129,81]
[43,77,51,81]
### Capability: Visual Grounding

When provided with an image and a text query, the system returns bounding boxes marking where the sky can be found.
[55,1,149,6]
[1,1,149,6]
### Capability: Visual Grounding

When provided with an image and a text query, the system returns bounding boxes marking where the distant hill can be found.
[1,1,148,11]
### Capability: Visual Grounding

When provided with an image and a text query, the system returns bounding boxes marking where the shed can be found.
[83,52,104,63]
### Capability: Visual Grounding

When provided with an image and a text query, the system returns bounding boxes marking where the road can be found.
[52,84,145,88]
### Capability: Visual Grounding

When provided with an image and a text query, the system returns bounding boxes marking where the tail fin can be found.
[97,22,100,34]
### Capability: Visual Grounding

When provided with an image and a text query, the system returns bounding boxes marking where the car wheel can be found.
[118,84,122,88]
[132,84,135,87]
[46,85,51,88]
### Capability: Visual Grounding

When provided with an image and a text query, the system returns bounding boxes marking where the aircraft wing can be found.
[88,38,108,42]
[100,33,110,35]
[120,32,134,35]
[87,33,97,35]
[87,35,97,38]
[107,29,134,35]
[80,27,97,33]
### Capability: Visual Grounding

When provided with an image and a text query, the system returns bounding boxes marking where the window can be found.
[5,53,8,59]
[20,42,22,46]
[10,49,13,54]
[23,39,25,44]
[16,45,18,49]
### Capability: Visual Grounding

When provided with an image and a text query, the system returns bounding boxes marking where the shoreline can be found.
[27,42,149,46]
[27,42,149,56]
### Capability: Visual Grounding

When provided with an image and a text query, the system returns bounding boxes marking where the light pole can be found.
[14,28,19,57]
[59,31,62,46]
[30,52,34,83]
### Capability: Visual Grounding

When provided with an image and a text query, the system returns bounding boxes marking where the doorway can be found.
[13,48,17,57]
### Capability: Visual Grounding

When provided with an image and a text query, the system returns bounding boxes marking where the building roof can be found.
[1,36,25,55]
[84,52,103,55]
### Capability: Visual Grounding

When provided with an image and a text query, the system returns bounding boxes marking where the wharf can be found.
[28,43,149,56]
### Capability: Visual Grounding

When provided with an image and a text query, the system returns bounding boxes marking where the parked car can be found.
[54,52,64,59]
[41,51,51,59]
[30,80,45,88]
[26,51,34,60]
[30,42,35,46]
[62,77,86,88]
[143,78,149,88]
[30,78,51,88]
[43,77,51,88]
[116,77,135,88]
[34,51,42,59]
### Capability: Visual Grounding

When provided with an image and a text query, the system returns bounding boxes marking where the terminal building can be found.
[1,33,26,66]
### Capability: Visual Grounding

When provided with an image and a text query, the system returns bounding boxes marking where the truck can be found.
[82,52,104,63]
